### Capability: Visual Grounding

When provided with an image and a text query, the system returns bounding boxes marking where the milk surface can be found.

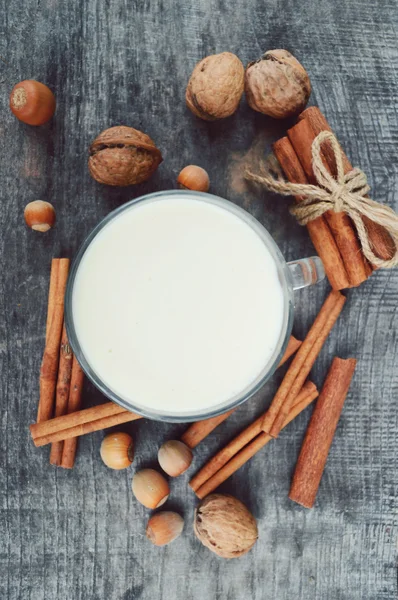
[72,196,285,415]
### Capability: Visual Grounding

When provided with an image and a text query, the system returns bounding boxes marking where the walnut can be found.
[194,494,258,558]
[245,49,311,119]
[88,126,162,186]
[186,52,244,121]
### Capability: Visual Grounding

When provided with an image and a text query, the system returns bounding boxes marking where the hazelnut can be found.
[146,511,184,546]
[131,469,169,509]
[88,126,162,186]
[24,201,56,232]
[10,80,56,126]
[158,440,193,477]
[245,49,311,119]
[194,494,258,558]
[177,165,210,192]
[186,52,244,121]
[100,432,134,470]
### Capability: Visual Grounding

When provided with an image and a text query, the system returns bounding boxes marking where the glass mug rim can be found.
[65,190,295,423]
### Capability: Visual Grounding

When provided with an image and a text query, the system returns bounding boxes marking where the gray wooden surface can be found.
[1,0,398,598]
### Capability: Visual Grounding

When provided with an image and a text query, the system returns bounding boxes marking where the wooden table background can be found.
[1,0,398,598]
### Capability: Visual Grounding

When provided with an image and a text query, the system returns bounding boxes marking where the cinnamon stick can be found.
[190,380,317,493]
[34,411,141,447]
[46,259,59,344]
[289,356,357,508]
[280,335,303,365]
[49,323,73,465]
[299,107,395,263]
[60,357,85,468]
[32,401,127,439]
[195,383,319,498]
[181,409,236,450]
[287,118,368,287]
[30,402,142,447]
[37,258,70,423]
[262,291,346,438]
[273,137,350,291]
[181,335,302,449]
[45,410,142,448]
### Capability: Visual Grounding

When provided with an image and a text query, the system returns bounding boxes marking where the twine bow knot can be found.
[246,130,398,269]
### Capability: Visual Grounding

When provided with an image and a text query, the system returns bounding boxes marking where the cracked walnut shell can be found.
[245,49,311,119]
[88,126,162,186]
[194,494,258,558]
[186,52,244,121]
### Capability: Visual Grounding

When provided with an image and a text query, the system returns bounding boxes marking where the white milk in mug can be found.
[66,191,324,421]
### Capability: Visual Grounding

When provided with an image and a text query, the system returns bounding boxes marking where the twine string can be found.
[246,131,398,268]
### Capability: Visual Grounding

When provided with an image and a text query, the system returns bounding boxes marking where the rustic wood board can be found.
[1,0,397,598]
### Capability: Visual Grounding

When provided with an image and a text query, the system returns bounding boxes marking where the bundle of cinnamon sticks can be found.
[37,258,85,468]
[274,107,395,290]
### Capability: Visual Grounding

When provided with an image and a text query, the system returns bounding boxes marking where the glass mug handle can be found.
[287,256,325,291]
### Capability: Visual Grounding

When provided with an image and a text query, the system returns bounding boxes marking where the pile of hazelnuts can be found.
[100,432,259,557]
[100,432,192,547]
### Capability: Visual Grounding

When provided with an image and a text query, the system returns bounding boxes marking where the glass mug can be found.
[65,190,325,422]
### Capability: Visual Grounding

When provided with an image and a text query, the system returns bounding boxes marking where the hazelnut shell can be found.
[245,49,311,119]
[131,468,169,509]
[88,126,162,186]
[158,440,193,477]
[100,431,134,470]
[177,165,210,192]
[194,493,258,558]
[10,80,56,126]
[146,511,184,546]
[24,200,56,232]
[186,52,244,121]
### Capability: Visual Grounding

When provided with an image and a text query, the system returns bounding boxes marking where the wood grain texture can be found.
[1,0,397,598]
